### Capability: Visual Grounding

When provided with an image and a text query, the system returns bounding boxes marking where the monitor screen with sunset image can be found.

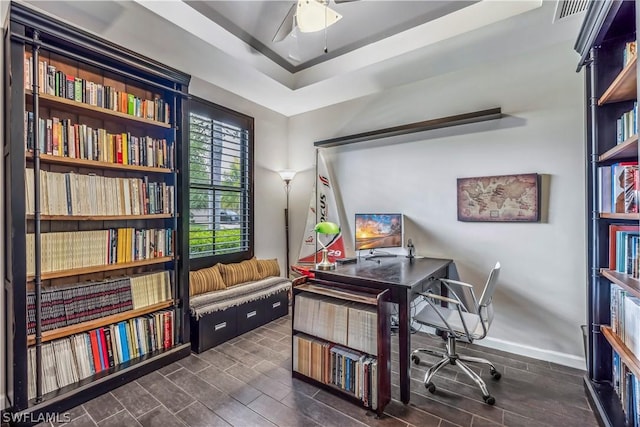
[354,213,404,251]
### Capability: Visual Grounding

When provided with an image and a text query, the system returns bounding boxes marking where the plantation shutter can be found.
[188,99,253,261]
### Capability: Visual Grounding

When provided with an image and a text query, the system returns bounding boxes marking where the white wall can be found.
[189,77,291,271]
[288,41,586,368]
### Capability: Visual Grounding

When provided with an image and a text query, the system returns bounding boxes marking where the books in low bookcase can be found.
[291,280,391,417]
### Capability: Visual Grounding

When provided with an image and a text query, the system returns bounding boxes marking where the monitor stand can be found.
[364,249,398,260]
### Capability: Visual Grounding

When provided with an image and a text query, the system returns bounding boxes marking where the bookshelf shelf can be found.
[601,326,640,379]
[27,257,174,281]
[26,91,172,129]
[598,54,637,106]
[25,152,174,174]
[27,300,173,345]
[599,212,639,220]
[28,214,174,221]
[601,269,640,299]
[598,134,638,162]
[23,343,191,415]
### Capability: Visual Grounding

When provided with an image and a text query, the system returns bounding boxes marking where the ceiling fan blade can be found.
[272,2,297,43]
[333,0,359,3]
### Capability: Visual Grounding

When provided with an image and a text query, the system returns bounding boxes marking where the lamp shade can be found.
[314,221,340,235]
[296,0,342,33]
[278,169,297,182]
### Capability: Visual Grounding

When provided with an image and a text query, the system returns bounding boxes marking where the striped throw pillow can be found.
[189,264,226,296]
[256,259,280,279]
[218,258,261,287]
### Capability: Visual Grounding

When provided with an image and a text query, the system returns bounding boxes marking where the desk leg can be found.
[399,289,410,404]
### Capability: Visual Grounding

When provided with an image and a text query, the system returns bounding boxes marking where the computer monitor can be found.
[354,213,404,254]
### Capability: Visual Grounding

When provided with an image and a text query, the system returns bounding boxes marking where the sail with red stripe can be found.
[296,152,345,265]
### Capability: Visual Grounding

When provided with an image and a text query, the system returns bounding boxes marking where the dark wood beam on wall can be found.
[314,107,502,148]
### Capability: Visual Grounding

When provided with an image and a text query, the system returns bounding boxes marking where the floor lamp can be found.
[278,170,296,277]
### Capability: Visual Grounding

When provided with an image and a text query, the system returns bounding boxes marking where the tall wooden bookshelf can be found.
[4,3,191,418]
[291,278,391,417]
[575,1,639,426]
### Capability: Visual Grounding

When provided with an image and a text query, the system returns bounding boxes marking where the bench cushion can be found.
[190,276,291,319]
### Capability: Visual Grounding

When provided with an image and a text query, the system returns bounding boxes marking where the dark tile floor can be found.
[36,315,597,427]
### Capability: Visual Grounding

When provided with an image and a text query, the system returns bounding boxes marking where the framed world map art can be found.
[457,173,540,222]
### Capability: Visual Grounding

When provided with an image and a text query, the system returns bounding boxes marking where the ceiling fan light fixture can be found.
[296,0,342,33]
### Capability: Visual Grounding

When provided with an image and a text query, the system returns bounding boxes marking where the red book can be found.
[98,328,110,370]
[89,330,102,373]
[163,311,171,350]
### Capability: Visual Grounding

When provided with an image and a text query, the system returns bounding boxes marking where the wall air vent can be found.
[554,0,589,22]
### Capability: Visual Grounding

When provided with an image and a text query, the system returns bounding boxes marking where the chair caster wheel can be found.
[411,355,420,365]
[483,395,496,405]
[425,382,436,393]
[490,369,502,380]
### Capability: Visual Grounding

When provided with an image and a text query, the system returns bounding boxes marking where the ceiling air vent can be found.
[554,0,589,22]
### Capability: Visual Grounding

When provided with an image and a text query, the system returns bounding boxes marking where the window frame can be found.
[187,96,254,271]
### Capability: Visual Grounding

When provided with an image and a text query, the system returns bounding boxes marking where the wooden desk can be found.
[314,256,453,404]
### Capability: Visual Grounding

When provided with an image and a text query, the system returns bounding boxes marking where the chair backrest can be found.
[477,262,501,328]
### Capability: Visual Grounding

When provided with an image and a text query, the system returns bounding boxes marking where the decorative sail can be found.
[296,152,346,265]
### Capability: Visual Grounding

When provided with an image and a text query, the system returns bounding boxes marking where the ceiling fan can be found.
[272,0,355,43]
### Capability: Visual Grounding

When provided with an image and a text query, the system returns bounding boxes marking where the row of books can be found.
[24,112,175,169]
[293,334,379,410]
[597,163,638,214]
[617,103,638,144]
[27,309,176,399]
[26,228,174,275]
[623,41,637,67]
[609,225,640,278]
[611,284,640,361]
[26,271,171,335]
[293,293,378,356]
[612,353,640,427]
[24,56,170,124]
[25,169,175,216]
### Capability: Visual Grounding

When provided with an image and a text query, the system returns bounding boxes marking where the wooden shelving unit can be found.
[599,212,640,220]
[4,2,191,418]
[602,326,640,379]
[576,1,638,426]
[26,90,172,129]
[26,257,174,281]
[25,152,173,174]
[28,214,173,221]
[598,54,637,106]
[598,134,639,162]
[601,269,640,298]
[27,300,174,345]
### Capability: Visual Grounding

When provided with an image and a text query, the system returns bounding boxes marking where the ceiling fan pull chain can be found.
[324,1,328,53]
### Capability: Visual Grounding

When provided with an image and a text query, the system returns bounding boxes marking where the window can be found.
[188,98,254,264]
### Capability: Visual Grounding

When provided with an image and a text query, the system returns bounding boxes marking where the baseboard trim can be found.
[479,337,586,370]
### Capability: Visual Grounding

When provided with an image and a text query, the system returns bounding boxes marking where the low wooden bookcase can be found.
[291,278,391,417]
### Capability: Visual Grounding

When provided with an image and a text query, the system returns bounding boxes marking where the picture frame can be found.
[457,173,540,222]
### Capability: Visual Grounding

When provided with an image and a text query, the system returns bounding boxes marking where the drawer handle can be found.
[247,310,257,318]
[214,322,227,331]
[272,301,281,308]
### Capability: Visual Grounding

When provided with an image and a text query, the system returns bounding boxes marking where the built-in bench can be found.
[189,258,291,353]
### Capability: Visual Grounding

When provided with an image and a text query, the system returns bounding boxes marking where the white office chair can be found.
[411,262,501,405]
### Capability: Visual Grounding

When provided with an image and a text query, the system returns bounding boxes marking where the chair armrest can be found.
[440,278,474,288]
[417,292,460,306]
